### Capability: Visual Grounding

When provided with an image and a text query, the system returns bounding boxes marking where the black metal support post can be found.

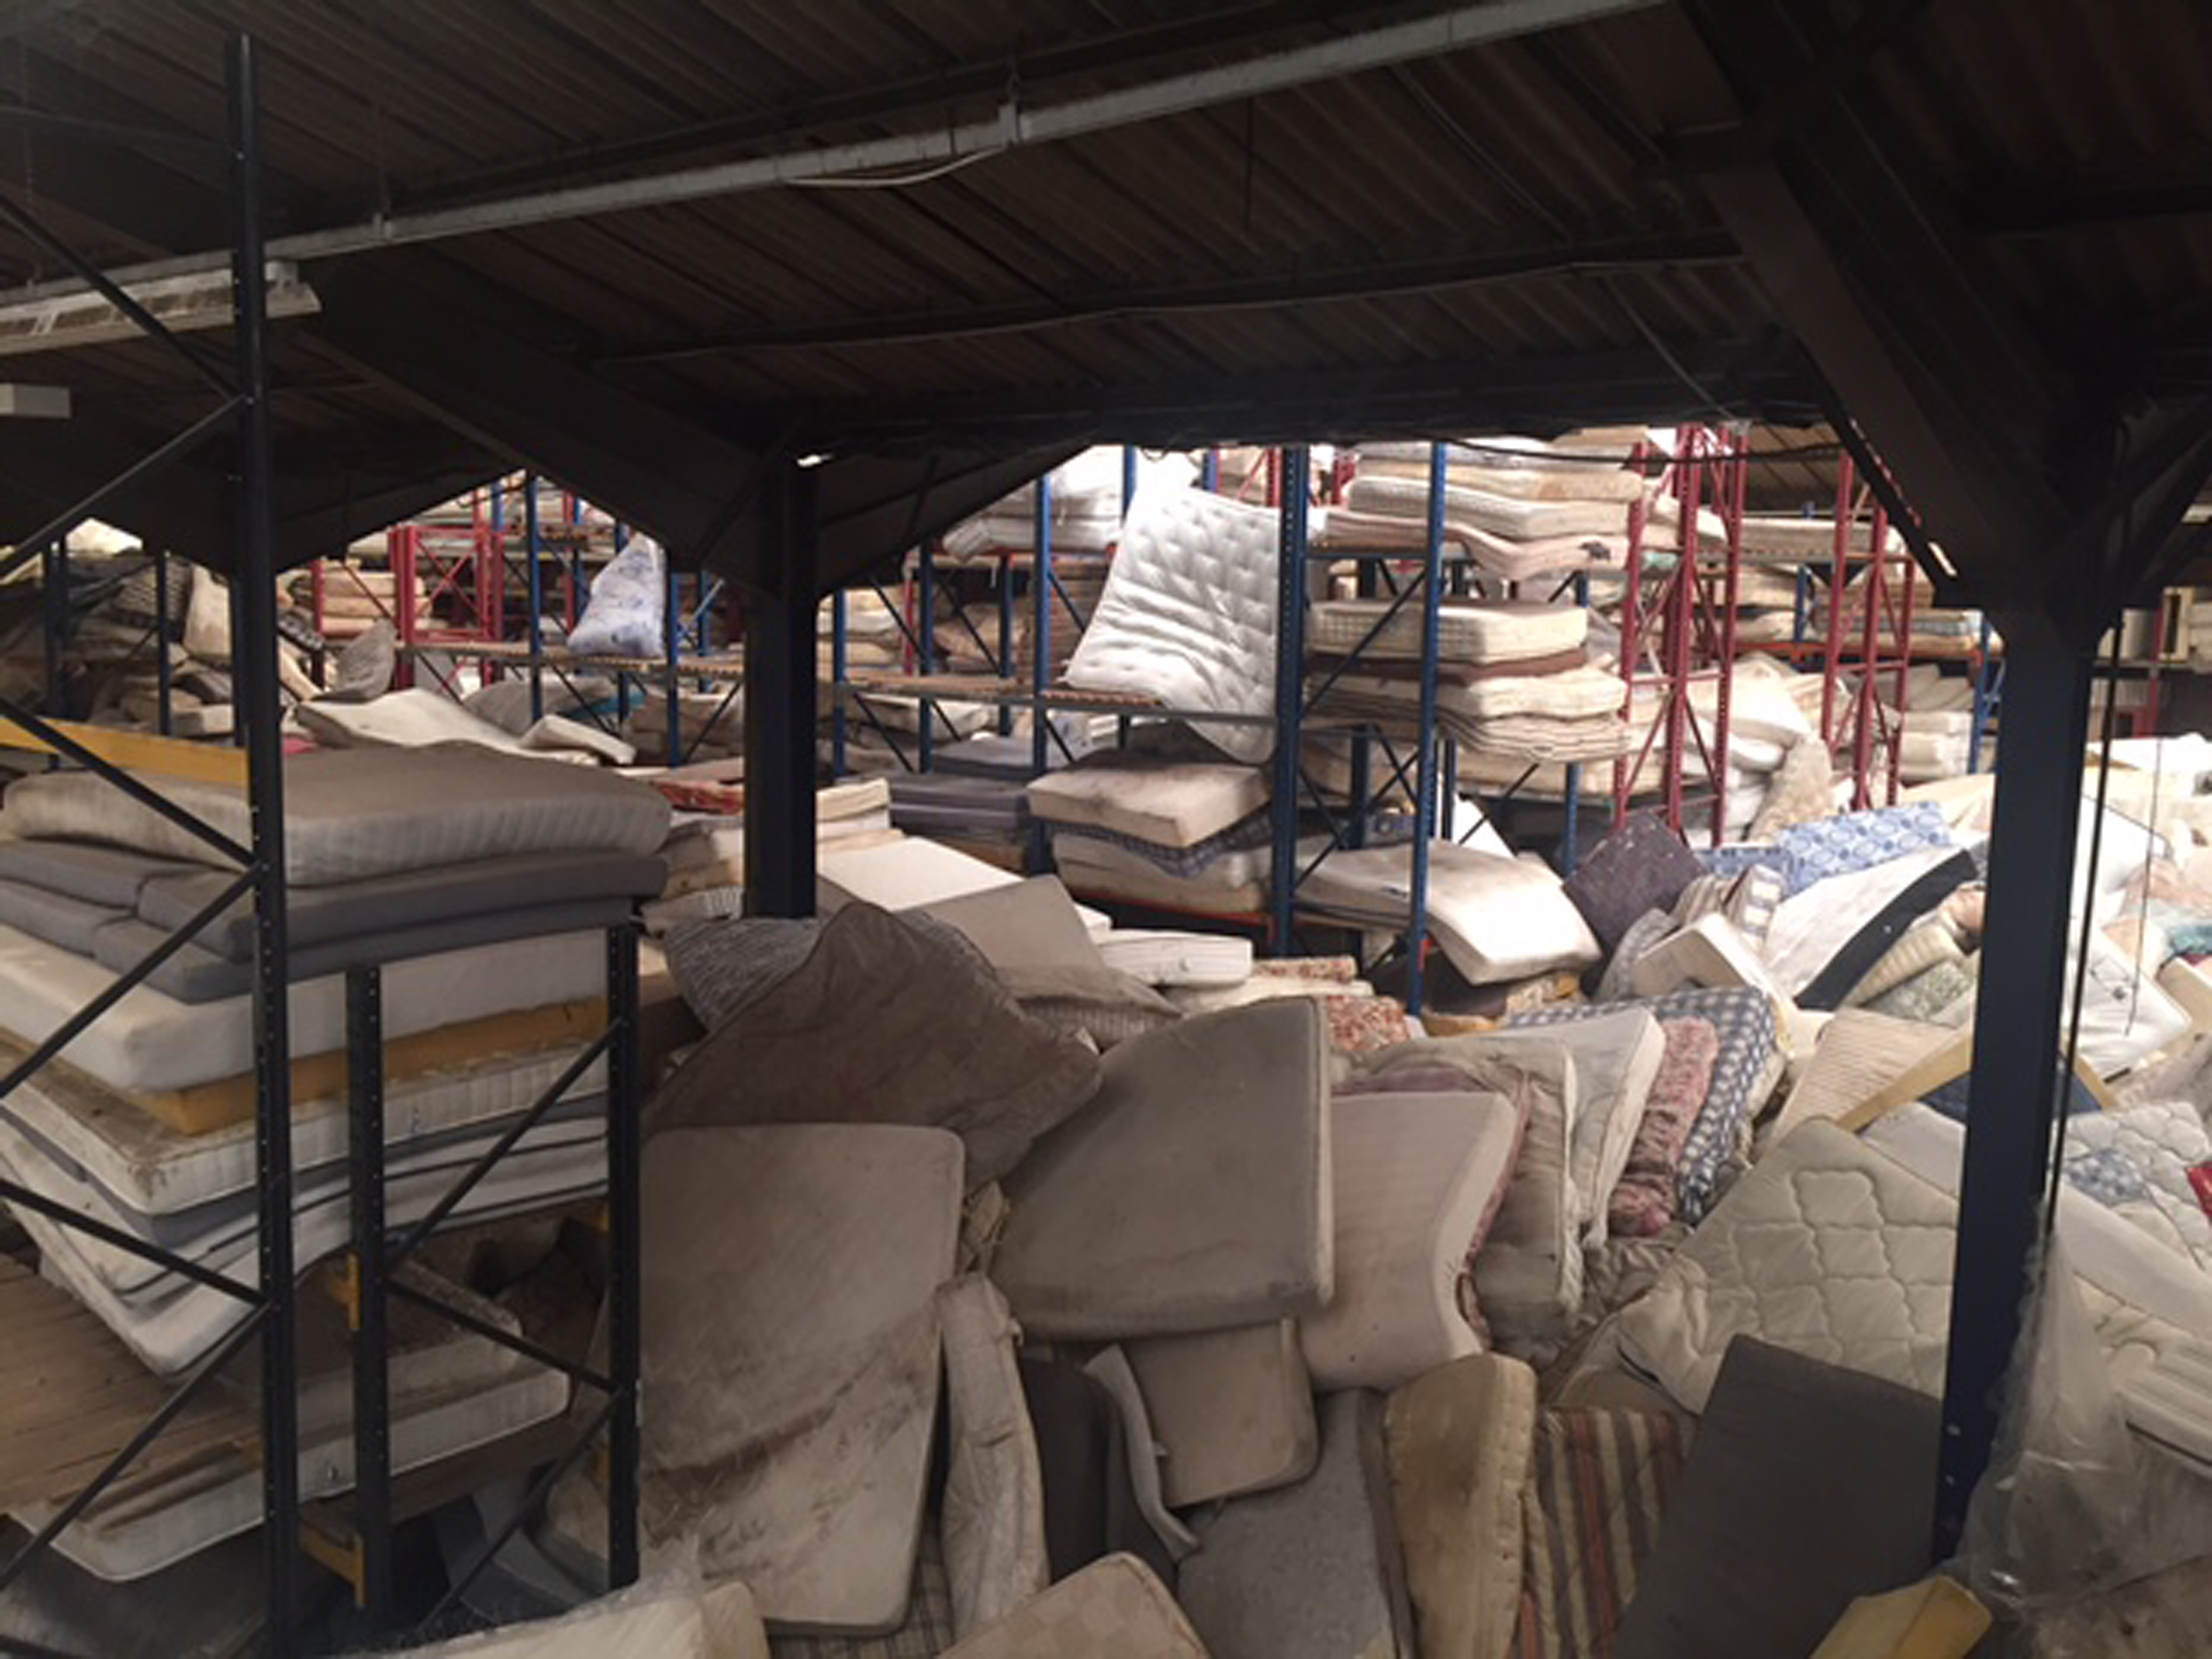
[1270,449,1310,954]
[1935,616,2097,1555]
[345,965,391,1619]
[604,924,643,1589]
[229,34,301,1649]
[743,468,819,919]
[154,546,174,736]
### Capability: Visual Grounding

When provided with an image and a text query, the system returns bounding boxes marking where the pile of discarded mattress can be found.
[0,743,668,1586]
[534,779,2212,1654]
[1306,594,1634,766]
[1321,437,1644,583]
[644,774,897,934]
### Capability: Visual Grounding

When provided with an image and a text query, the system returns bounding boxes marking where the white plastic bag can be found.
[566,535,667,658]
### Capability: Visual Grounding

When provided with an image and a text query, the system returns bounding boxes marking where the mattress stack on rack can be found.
[623,685,744,765]
[643,775,896,933]
[0,747,667,1378]
[1306,596,1633,766]
[1029,751,1273,915]
[286,560,428,643]
[1812,562,1984,652]
[1879,663,1987,783]
[0,744,671,1583]
[1323,437,1642,583]
[817,586,906,673]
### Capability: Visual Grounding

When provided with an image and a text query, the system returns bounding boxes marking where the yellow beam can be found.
[0,715,246,786]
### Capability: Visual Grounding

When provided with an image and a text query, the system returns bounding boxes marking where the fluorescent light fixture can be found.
[0,383,69,417]
[0,261,318,360]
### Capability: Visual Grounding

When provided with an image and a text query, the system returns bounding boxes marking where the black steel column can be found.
[230,32,300,1650]
[346,965,390,1619]
[604,923,642,1587]
[1269,448,1310,954]
[743,467,818,918]
[1935,615,2096,1553]
[154,545,175,736]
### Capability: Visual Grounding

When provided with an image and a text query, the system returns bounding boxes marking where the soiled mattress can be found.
[1306,598,1587,664]
[1064,487,1282,763]
[22,1285,570,1582]
[0,924,610,1094]
[1300,1091,1519,1391]
[634,1124,963,1632]
[1,744,670,885]
[19,1133,606,1375]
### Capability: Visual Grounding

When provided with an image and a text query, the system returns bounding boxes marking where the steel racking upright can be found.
[0,44,644,1649]
[0,36,304,1647]
[1610,424,1747,845]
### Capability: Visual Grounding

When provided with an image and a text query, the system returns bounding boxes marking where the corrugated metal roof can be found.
[2,0,2207,574]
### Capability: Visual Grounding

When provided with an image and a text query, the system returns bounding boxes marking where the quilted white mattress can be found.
[1064,486,1283,762]
[1306,598,1587,664]
[1618,1114,2212,1458]
[2,744,670,885]
[1345,475,1630,542]
[0,925,609,1094]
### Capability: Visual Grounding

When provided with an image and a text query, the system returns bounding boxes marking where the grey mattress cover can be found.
[91,896,634,1003]
[0,840,198,909]
[136,849,667,961]
[0,879,129,960]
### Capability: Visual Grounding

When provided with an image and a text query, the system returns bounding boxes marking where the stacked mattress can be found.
[0,744,667,1376]
[1327,437,1642,582]
[1306,597,1630,765]
[644,776,893,933]
[1030,751,1273,915]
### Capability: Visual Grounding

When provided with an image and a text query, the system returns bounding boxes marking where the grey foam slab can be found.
[1178,1389,1415,1659]
[136,849,666,961]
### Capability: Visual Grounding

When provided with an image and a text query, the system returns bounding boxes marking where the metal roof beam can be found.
[596,231,1741,363]
[774,338,1816,448]
[306,262,783,585]
[1678,0,2070,607]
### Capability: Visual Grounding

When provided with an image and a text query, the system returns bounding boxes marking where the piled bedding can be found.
[1306,596,1629,766]
[1331,437,1641,581]
[0,744,664,1523]
[1030,750,1273,914]
[644,776,892,932]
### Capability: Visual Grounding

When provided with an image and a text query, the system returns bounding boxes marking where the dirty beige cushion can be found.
[651,904,1100,1187]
